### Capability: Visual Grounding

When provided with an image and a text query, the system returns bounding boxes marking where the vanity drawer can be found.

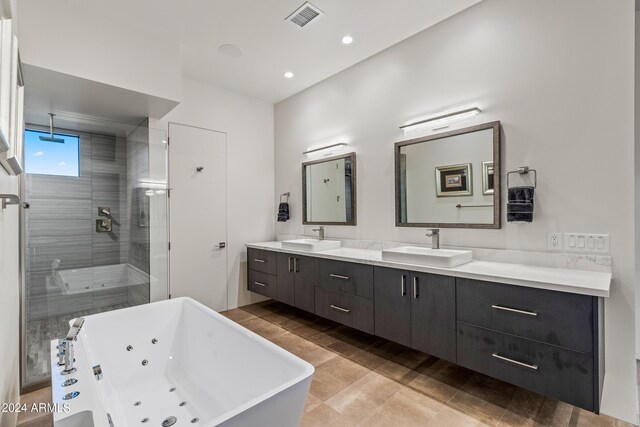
[457,322,595,411]
[248,248,277,275]
[247,270,277,299]
[314,287,374,334]
[317,259,374,299]
[457,278,594,353]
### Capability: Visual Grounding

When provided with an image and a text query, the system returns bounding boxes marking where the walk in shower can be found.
[20,115,169,389]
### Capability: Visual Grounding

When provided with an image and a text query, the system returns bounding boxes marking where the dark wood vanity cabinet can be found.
[276,253,316,312]
[456,278,604,413]
[247,247,604,413]
[374,267,456,362]
[315,260,375,334]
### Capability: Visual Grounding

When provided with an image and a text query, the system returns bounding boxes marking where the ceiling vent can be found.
[286,2,324,28]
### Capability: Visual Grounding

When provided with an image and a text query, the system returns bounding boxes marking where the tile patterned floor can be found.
[222,300,635,427]
[19,300,637,426]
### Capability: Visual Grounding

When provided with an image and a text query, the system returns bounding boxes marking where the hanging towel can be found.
[277,202,290,222]
[507,186,534,223]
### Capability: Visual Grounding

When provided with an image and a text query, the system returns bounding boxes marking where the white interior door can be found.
[169,123,227,311]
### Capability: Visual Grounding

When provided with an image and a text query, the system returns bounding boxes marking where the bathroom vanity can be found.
[246,242,610,413]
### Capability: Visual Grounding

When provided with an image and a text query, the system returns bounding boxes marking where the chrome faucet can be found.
[426,229,440,250]
[312,226,325,241]
[62,317,85,374]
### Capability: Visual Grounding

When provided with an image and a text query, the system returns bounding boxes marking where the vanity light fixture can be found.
[303,142,348,156]
[401,107,481,135]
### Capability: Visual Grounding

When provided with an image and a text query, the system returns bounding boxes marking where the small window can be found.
[24,129,80,177]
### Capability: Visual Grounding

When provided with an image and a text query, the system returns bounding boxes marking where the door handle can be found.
[401,275,406,296]
[288,257,293,272]
[413,276,418,299]
[216,242,226,249]
[294,258,299,273]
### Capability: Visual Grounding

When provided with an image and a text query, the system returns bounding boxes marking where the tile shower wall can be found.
[25,127,129,320]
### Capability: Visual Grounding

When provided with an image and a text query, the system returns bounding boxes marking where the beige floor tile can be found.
[407,371,463,404]
[458,374,519,409]
[446,389,509,426]
[325,371,404,423]
[304,393,323,413]
[219,308,257,324]
[498,389,573,427]
[428,405,495,427]
[310,364,353,401]
[570,407,637,427]
[18,387,52,425]
[300,403,350,427]
[375,359,420,385]
[316,355,371,384]
[349,348,388,371]
[358,386,444,427]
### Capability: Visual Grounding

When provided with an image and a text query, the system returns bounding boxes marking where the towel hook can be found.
[507,166,537,189]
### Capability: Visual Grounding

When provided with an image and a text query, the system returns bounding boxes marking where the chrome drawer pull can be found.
[330,274,350,280]
[492,353,538,370]
[413,276,419,299]
[491,305,537,316]
[253,258,266,263]
[288,257,293,272]
[254,281,267,287]
[401,275,407,296]
[330,304,351,313]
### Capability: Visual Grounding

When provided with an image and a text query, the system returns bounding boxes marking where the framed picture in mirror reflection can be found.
[482,161,494,195]
[435,163,472,197]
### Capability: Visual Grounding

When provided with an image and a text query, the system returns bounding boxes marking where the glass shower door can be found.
[21,118,168,389]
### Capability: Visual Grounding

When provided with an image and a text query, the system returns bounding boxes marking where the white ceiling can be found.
[66,0,482,103]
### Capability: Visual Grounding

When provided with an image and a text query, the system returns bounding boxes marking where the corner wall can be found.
[0,161,20,427]
[151,78,275,311]
[275,0,636,422]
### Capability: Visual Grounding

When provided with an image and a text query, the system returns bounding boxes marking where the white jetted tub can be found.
[55,264,150,294]
[51,297,314,427]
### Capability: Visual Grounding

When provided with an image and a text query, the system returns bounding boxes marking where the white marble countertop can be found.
[246,241,611,298]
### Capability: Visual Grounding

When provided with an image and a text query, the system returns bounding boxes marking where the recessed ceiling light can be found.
[284,72,294,79]
[218,44,244,58]
[341,35,353,45]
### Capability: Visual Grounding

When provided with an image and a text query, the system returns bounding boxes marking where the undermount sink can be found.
[382,246,472,268]
[281,239,341,252]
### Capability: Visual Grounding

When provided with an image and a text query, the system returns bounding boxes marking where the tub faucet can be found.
[63,317,85,374]
[312,226,325,241]
[426,229,440,250]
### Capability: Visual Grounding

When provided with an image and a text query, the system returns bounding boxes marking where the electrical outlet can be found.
[547,232,562,250]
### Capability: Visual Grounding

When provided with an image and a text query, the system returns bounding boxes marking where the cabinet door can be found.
[374,267,411,347]
[411,272,456,362]
[276,253,295,305]
[294,255,317,313]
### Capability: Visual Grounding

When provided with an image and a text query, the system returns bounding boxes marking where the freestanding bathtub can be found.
[51,297,314,427]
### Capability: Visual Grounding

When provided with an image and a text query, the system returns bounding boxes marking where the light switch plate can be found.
[564,233,609,254]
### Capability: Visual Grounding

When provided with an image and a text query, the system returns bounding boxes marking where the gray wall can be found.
[25,126,129,319]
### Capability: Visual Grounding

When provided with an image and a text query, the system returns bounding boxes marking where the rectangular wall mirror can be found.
[395,121,501,229]
[303,152,356,225]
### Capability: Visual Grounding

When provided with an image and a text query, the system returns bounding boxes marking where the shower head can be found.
[39,113,65,143]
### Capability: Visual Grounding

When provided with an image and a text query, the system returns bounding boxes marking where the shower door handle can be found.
[215,242,226,249]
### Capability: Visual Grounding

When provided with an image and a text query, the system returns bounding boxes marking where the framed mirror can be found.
[302,152,356,225]
[395,121,501,229]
